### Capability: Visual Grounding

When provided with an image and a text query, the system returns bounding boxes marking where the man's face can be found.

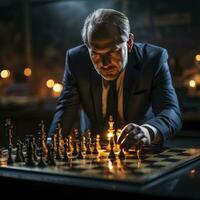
[87,25,133,81]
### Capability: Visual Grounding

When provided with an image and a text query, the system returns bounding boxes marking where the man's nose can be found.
[101,55,111,67]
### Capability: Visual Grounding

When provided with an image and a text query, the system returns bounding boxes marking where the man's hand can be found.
[117,123,151,151]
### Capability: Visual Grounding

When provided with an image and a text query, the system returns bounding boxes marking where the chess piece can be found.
[72,140,78,156]
[5,118,13,148]
[37,133,47,167]
[96,134,101,150]
[81,135,87,152]
[108,137,116,160]
[15,140,23,162]
[7,145,14,165]
[77,141,83,159]
[86,138,91,154]
[47,143,56,166]
[32,137,38,162]
[25,135,36,167]
[38,120,48,156]
[92,138,98,154]
[55,128,62,160]
[63,138,69,162]
[19,141,25,162]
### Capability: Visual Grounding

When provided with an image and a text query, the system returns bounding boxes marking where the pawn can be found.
[96,134,101,150]
[86,139,91,154]
[77,141,83,159]
[92,138,98,154]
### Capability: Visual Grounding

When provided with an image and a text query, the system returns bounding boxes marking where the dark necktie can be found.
[106,80,118,127]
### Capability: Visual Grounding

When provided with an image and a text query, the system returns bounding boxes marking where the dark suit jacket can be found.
[48,43,182,143]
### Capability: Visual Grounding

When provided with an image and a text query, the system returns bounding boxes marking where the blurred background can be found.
[0,0,200,146]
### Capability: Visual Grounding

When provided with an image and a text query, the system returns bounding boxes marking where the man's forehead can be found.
[89,38,122,51]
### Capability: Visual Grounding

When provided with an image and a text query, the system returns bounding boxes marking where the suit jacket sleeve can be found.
[146,49,182,142]
[48,50,80,137]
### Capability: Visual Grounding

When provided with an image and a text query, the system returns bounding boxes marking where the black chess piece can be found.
[25,135,36,167]
[32,137,38,162]
[55,130,62,160]
[38,120,48,156]
[47,143,56,166]
[77,141,83,159]
[63,138,69,162]
[92,138,98,154]
[108,137,116,160]
[72,140,78,156]
[7,144,14,165]
[15,141,23,162]
[86,139,91,154]
[5,118,13,148]
[19,141,25,162]
[37,134,47,167]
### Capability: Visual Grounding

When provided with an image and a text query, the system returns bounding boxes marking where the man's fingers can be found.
[120,131,137,150]
[117,123,138,144]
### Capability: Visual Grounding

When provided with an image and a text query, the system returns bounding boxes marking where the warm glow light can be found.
[189,80,196,88]
[46,79,55,88]
[24,67,32,77]
[53,83,63,93]
[0,69,10,79]
[195,54,200,61]
[107,132,113,140]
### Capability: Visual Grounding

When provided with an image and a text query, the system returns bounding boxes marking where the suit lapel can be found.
[123,45,143,121]
[90,65,103,125]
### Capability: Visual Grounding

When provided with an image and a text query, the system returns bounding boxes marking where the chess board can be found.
[1,146,200,185]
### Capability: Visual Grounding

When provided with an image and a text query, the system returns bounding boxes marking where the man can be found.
[48,8,182,150]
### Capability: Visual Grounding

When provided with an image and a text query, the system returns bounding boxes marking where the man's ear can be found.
[127,33,134,52]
